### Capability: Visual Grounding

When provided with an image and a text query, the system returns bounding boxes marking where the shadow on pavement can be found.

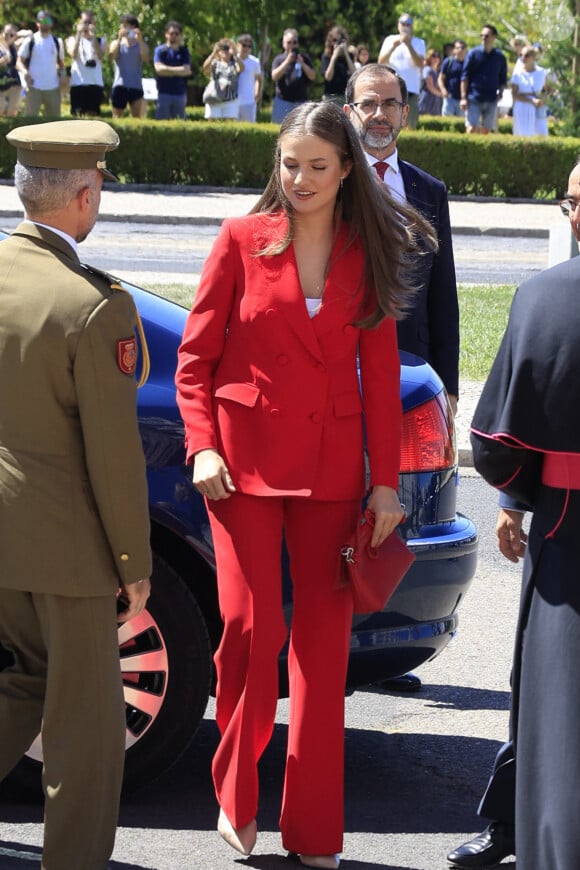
[0,840,151,869]
[363,681,511,712]
[0,716,499,837]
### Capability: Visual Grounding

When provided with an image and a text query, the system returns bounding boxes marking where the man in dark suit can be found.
[345,63,459,693]
[345,63,459,414]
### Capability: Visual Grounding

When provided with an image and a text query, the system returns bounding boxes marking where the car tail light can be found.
[400,392,456,472]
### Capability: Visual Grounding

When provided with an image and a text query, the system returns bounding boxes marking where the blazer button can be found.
[120,553,129,561]
[277,354,290,366]
[310,412,322,424]
[270,407,281,418]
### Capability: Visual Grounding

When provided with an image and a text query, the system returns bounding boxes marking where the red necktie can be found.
[374,161,389,181]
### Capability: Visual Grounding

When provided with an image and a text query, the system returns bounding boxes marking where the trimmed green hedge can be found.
[0,116,577,197]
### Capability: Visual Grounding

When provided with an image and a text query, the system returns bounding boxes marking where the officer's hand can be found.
[117,578,151,623]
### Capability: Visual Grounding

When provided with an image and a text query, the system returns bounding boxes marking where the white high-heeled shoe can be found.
[217,808,257,856]
[298,854,340,869]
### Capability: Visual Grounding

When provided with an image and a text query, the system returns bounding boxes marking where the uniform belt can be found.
[541,453,580,490]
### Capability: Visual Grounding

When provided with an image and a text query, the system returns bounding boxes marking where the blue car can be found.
[0,236,477,793]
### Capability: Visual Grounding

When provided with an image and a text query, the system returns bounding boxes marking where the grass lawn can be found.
[458,284,516,381]
[144,281,517,384]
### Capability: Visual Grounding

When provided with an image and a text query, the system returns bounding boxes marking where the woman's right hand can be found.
[193,448,236,500]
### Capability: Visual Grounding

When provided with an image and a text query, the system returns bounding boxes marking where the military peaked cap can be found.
[6,120,120,181]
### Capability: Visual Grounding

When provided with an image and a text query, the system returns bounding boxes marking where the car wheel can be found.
[0,554,213,797]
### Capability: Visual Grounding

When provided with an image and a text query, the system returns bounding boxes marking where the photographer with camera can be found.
[378,13,425,129]
[109,14,150,119]
[321,26,355,106]
[66,10,106,116]
[270,28,315,123]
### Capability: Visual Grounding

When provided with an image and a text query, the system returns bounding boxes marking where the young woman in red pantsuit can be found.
[175,101,435,869]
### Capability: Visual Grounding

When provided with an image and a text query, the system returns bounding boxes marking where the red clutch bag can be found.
[341,509,415,615]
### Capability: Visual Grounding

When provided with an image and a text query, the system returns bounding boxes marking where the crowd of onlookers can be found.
[0,9,556,136]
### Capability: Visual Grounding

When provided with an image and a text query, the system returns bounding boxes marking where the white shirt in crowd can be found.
[69,35,106,87]
[237,53,261,106]
[379,34,426,95]
[18,32,64,90]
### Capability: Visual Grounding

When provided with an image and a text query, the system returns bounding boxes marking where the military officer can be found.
[0,120,152,869]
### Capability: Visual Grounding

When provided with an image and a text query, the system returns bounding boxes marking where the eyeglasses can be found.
[350,98,404,115]
[560,198,580,216]
[219,44,232,51]
[400,20,413,26]
[481,32,493,38]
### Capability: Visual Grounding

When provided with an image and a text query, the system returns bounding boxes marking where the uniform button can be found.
[343,324,355,336]
[277,354,289,366]
[270,407,281,418]
[120,553,129,561]
[310,412,322,424]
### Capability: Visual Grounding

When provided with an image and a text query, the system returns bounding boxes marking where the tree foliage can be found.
[5,0,580,130]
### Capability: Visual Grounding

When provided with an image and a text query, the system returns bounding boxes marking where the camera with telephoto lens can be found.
[291,47,299,56]
[85,58,97,67]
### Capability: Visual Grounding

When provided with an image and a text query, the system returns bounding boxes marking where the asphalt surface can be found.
[0,182,564,465]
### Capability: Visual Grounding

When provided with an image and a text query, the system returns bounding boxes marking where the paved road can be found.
[0,471,518,870]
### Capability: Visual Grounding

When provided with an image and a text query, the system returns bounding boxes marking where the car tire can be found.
[0,554,213,798]
[120,553,213,792]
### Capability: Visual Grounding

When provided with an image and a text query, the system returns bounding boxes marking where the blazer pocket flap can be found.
[333,390,363,417]
[214,382,261,408]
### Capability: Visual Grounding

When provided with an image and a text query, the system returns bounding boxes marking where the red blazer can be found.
[175,212,401,500]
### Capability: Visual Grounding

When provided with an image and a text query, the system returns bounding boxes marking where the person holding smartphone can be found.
[109,13,149,118]
[270,27,316,123]
[378,13,425,129]
[66,10,106,116]
[320,26,355,106]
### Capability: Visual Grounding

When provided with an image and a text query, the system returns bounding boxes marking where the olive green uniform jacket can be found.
[0,222,152,595]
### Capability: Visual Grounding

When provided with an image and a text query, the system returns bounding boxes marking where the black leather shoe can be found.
[375,672,422,692]
[447,822,515,868]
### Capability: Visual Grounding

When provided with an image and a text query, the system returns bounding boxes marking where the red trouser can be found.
[207,493,357,855]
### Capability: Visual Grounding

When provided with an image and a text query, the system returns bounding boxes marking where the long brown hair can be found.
[250,101,437,327]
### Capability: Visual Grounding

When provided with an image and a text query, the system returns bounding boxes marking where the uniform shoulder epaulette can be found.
[80,263,150,388]
[80,262,124,291]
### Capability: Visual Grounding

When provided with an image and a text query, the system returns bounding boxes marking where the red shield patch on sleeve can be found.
[118,338,137,375]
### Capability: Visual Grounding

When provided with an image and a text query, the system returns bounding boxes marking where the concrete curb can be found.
[0,210,552,237]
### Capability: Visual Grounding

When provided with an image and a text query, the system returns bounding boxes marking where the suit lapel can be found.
[399,161,421,210]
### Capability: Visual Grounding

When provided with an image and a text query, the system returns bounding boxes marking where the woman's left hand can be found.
[366,485,405,548]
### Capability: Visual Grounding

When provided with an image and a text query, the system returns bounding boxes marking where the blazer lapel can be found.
[259,244,324,362]
[312,225,364,339]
